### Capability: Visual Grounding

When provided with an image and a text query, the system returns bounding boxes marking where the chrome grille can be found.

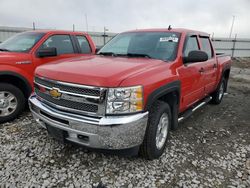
[35,89,98,113]
[34,77,106,115]
[35,77,100,96]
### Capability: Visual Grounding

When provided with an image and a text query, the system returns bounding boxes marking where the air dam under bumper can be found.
[29,95,148,150]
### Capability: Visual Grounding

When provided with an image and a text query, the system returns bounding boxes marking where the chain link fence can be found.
[1,26,250,57]
[212,37,250,57]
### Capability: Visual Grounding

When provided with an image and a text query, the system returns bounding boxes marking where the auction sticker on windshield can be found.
[159,36,179,42]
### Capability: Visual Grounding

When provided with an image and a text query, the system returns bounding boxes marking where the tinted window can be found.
[183,36,199,57]
[0,32,44,53]
[76,35,91,54]
[200,37,212,59]
[99,32,180,61]
[40,35,74,55]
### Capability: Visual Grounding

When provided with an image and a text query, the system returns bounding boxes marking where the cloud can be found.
[0,0,249,38]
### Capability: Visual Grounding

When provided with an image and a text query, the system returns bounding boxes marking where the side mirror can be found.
[183,50,208,64]
[37,47,57,58]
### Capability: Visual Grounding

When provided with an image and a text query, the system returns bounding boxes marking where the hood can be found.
[0,51,31,65]
[36,55,165,87]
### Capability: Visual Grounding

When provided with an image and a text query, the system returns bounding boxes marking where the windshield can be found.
[98,32,180,61]
[0,32,45,53]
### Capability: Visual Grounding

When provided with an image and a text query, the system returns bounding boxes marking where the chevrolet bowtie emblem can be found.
[49,88,62,98]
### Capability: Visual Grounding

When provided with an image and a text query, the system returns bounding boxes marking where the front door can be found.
[178,35,206,112]
[33,34,82,67]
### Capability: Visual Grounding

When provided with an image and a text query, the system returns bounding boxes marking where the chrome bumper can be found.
[29,95,148,150]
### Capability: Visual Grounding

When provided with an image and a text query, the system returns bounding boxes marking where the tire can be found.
[140,100,171,160]
[0,83,26,123]
[210,78,226,105]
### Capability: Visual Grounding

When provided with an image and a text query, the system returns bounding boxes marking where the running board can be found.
[178,96,212,123]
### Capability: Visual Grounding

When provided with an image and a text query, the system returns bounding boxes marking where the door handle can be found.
[213,64,217,69]
[199,67,205,73]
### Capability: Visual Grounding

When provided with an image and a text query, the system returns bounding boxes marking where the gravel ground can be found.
[1,59,250,188]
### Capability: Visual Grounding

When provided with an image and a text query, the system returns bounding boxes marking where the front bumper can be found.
[29,95,148,150]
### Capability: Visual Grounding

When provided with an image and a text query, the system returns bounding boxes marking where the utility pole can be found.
[85,14,88,33]
[232,33,237,57]
[229,15,235,39]
[73,24,75,32]
[211,32,214,40]
[102,26,109,45]
[32,22,36,30]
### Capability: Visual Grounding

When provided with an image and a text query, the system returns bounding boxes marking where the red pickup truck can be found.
[0,30,96,123]
[29,28,231,159]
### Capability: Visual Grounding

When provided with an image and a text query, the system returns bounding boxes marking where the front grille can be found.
[35,77,100,96]
[34,77,103,115]
[36,89,98,113]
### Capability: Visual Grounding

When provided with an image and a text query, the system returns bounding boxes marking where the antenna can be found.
[168,25,172,30]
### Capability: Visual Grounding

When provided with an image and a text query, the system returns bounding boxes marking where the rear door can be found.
[199,37,218,95]
[74,35,92,54]
[178,35,206,111]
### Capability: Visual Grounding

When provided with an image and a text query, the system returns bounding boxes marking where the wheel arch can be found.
[145,80,181,130]
[0,71,32,99]
[223,68,230,80]
[221,68,230,92]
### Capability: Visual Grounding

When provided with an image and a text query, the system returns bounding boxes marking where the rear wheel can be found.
[210,78,226,105]
[0,83,25,123]
[140,101,171,160]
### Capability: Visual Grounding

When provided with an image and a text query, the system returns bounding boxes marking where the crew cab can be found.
[0,30,96,123]
[29,28,231,159]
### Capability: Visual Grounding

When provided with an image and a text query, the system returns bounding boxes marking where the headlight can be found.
[106,86,143,114]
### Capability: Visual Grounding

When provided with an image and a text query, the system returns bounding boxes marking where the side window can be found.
[76,35,92,54]
[40,35,74,55]
[183,36,199,57]
[200,37,213,59]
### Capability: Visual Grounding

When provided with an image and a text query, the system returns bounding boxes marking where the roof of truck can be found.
[125,28,209,36]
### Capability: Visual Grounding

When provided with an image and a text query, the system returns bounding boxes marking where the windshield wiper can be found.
[126,53,151,59]
[98,52,152,59]
[98,52,117,56]
[0,48,10,52]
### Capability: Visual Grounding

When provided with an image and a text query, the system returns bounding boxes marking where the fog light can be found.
[77,134,89,141]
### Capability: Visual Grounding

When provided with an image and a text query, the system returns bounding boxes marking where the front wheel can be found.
[140,101,171,160]
[0,83,25,123]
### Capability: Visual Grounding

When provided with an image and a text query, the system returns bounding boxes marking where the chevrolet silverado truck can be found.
[0,30,96,123]
[29,28,231,159]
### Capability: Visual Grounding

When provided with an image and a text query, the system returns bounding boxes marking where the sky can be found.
[0,0,250,38]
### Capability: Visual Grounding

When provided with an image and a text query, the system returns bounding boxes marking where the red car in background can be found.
[0,30,96,123]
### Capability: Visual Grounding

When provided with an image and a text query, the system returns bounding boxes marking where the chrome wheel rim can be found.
[156,113,169,150]
[219,82,225,100]
[0,91,17,117]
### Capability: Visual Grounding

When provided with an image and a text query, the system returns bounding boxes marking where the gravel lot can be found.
[1,58,250,188]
